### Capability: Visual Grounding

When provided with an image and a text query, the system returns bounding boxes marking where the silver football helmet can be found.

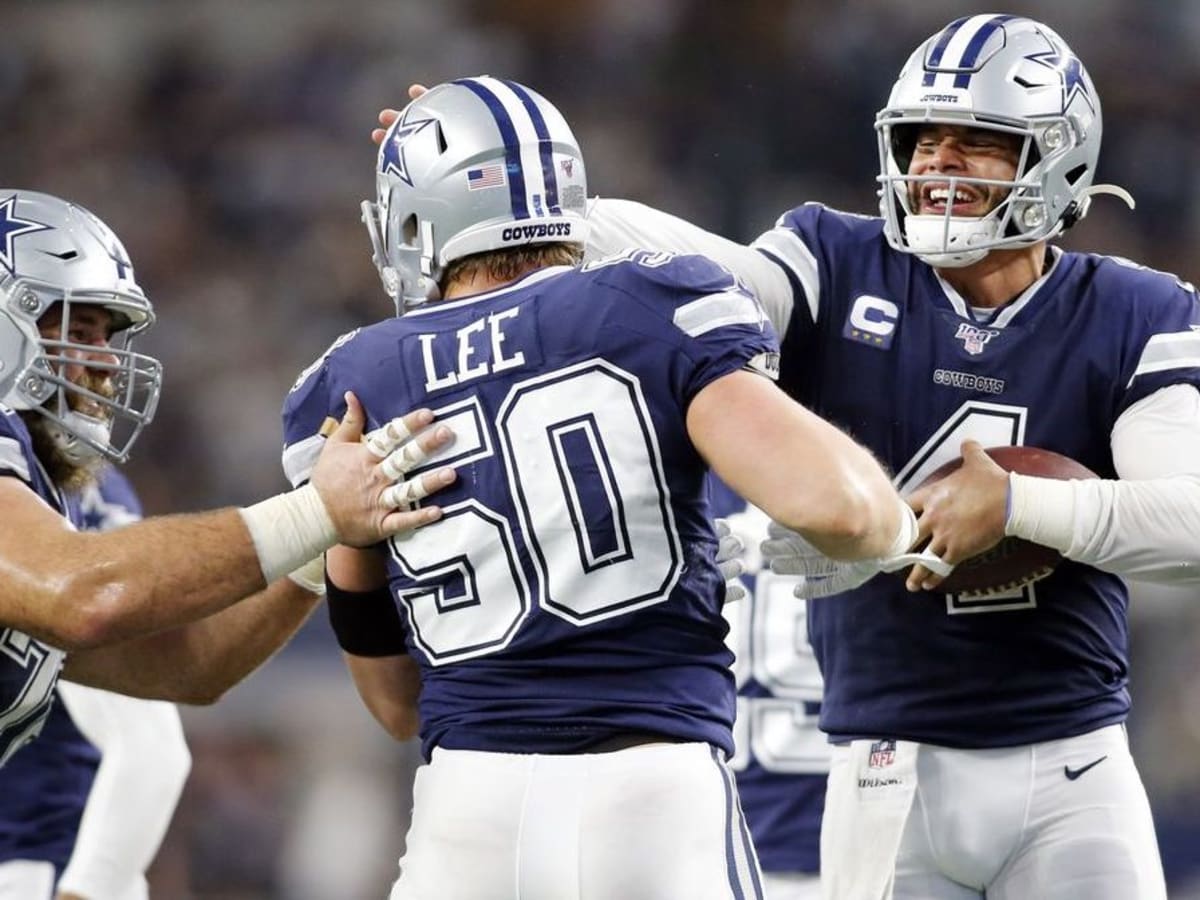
[0,190,162,463]
[876,15,1132,267]
[363,76,590,313]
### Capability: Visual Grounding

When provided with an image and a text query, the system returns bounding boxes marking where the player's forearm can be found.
[344,652,421,742]
[63,579,322,702]
[691,371,906,561]
[37,484,338,651]
[735,391,907,559]
[43,508,266,650]
[1007,473,1200,582]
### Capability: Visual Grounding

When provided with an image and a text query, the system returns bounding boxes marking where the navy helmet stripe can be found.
[453,78,528,219]
[922,16,970,86]
[502,79,561,216]
[953,14,1019,88]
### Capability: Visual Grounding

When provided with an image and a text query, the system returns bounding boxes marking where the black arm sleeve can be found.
[325,578,407,657]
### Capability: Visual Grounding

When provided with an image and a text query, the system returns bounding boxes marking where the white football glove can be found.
[715,519,749,603]
[760,520,954,599]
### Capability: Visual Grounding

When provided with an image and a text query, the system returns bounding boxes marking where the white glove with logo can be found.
[760,506,954,599]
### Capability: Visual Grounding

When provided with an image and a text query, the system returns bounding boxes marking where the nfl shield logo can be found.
[869,739,896,769]
[954,322,999,355]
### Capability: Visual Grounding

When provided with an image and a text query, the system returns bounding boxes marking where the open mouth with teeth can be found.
[918,184,986,216]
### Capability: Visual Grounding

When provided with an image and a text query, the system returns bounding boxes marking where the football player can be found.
[375,14,1200,900]
[286,76,927,899]
[0,189,456,770]
[0,467,191,900]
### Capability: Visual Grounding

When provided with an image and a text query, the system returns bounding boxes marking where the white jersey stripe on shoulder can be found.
[673,291,764,338]
[472,76,550,218]
[1128,331,1200,386]
[281,434,325,489]
[752,227,820,324]
[0,436,31,482]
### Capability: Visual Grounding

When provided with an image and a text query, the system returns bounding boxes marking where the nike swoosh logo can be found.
[1064,755,1108,781]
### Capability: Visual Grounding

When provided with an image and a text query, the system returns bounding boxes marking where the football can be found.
[911,446,1098,596]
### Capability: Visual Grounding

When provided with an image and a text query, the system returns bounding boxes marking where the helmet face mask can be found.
[364,76,590,314]
[875,15,1103,267]
[0,191,162,464]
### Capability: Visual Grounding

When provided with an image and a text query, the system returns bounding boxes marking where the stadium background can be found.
[3,0,1199,896]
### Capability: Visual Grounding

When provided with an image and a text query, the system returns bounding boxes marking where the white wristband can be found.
[887,499,920,558]
[239,484,338,585]
[1004,473,1078,554]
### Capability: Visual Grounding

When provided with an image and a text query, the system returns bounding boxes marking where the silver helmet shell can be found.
[363,76,590,313]
[0,190,162,463]
[875,15,1101,266]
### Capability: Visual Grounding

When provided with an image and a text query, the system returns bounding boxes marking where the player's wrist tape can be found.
[239,483,338,585]
[1004,473,1077,553]
[875,501,953,577]
[287,555,327,596]
[326,579,407,657]
[887,499,920,557]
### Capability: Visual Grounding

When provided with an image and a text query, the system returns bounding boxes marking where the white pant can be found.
[0,861,54,900]
[390,742,763,900]
[825,725,1166,900]
[763,871,820,900]
[0,859,148,900]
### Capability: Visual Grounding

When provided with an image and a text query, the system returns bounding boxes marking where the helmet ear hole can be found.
[401,213,419,247]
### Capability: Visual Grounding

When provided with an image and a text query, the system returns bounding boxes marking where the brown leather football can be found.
[912,446,1098,596]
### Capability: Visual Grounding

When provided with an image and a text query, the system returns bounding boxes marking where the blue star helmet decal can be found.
[0,195,52,276]
[379,111,439,186]
[106,242,133,281]
[1025,47,1095,115]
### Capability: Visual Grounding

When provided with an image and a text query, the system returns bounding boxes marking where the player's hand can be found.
[905,440,1008,592]
[371,84,430,145]
[311,392,456,546]
[715,518,748,603]
[762,521,952,599]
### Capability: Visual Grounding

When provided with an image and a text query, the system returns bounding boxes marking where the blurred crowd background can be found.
[4,0,1199,897]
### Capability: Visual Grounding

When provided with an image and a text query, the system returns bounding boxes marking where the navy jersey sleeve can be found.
[587,250,780,406]
[1106,260,1200,414]
[280,329,360,488]
[752,204,890,404]
[0,409,75,526]
[0,409,38,486]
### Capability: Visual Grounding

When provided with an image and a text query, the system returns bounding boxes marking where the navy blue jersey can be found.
[711,476,824,874]
[758,204,1200,748]
[0,696,99,870]
[0,466,140,869]
[283,253,778,761]
[0,409,72,768]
